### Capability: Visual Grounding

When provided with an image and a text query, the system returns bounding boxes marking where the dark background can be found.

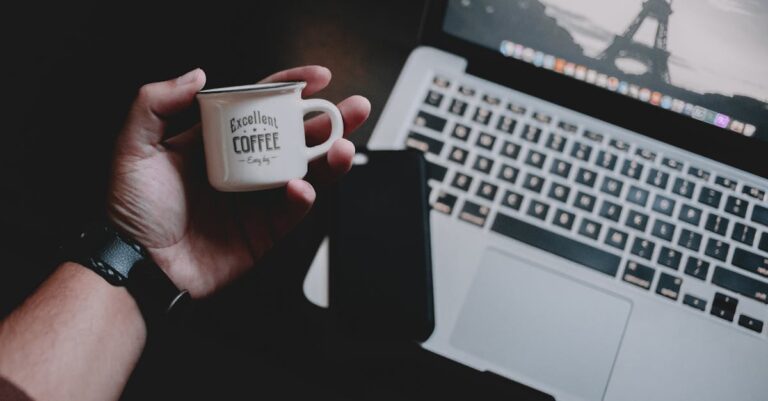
[2,0,421,398]
[1,2,543,400]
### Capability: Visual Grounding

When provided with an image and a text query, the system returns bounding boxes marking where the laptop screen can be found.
[443,0,768,142]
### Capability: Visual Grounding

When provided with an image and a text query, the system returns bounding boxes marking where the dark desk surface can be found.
[1,3,543,400]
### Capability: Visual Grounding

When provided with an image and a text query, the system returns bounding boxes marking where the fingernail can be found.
[176,68,200,85]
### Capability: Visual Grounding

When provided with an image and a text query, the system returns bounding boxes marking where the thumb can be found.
[118,68,206,155]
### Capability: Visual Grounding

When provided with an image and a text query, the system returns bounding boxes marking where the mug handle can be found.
[302,98,344,161]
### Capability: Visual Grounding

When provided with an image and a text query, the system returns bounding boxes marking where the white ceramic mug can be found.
[197,81,343,191]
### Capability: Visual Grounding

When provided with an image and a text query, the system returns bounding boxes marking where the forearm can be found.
[0,262,146,401]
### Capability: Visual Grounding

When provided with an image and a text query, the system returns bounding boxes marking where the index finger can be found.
[258,65,332,97]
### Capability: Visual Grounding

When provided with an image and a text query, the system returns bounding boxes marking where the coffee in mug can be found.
[197,81,343,191]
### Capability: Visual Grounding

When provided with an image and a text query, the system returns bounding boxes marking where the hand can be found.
[107,67,370,297]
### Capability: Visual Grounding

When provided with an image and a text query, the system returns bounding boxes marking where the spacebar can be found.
[491,212,621,277]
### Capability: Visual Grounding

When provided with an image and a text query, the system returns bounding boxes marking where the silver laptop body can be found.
[364,1,768,400]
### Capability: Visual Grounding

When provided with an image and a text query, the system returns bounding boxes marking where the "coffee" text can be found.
[233,132,280,154]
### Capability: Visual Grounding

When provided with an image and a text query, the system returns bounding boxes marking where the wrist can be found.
[58,223,192,329]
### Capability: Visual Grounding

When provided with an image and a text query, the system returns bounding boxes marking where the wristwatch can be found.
[59,223,191,328]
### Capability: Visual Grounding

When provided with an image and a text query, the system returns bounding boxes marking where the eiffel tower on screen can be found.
[599,0,673,84]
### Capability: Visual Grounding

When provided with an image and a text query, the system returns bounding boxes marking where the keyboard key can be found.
[662,157,683,171]
[532,111,552,124]
[527,200,550,220]
[627,186,649,206]
[482,94,500,105]
[605,228,629,250]
[546,133,567,152]
[651,219,675,241]
[521,124,542,143]
[553,209,576,230]
[635,148,656,162]
[451,172,473,192]
[600,177,623,197]
[525,150,546,169]
[523,173,545,193]
[672,178,695,198]
[683,294,707,311]
[656,273,682,300]
[414,111,447,133]
[472,155,494,174]
[507,103,526,115]
[501,190,524,210]
[558,120,579,133]
[609,139,630,152]
[626,210,649,232]
[738,315,764,333]
[500,141,521,160]
[657,247,682,270]
[731,248,768,278]
[583,130,603,142]
[678,229,703,251]
[698,187,722,208]
[426,161,448,182]
[433,191,457,215]
[731,223,756,246]
[450,123,471,141]
[751,205,768,227]
[631,237,656,260]
[548,183,570,203]
[622,155,648,180]
[646,169,669,190]
[678,204,702,226]
[652,195,675,216]
[459,200,490,227]
[476,181,499,202]
[684,257,709,281]
[496,116,517,134]
[715,176,737,190]
[574,192,596,212]
[433,76,450,88]
[458,85,476,97]
[621,159,644,180]
[578,218,602,240]
[498,164,519,185]
[448,146,469,165]
[449,98,468,116]
[570,142,592,161]
[704,213,729,236]
[742,185,766,201]
[724,196,748,218]
[476,132,497,151]
[595,151,617,171]
[550,159,572,178]
[473,107,492,125]
[574,168,596,188]
[491,213,621,276]
[424,90,444,107]
[599,200,622,222]
[406,132,444,155]
[712,267,768,304]
[760,233,768,253]
[710,292,738,321]
[623,260,655,290]
[704,238,729,261]
[688,166,710,181]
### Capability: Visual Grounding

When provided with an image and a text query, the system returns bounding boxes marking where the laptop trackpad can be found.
[450,249,631,401]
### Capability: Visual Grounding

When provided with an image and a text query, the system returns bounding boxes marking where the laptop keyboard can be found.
[407,74,768,336]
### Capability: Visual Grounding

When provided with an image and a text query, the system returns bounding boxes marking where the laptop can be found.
[305,0,768,399]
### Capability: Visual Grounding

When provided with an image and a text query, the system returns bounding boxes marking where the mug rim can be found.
[197,81,306,96]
